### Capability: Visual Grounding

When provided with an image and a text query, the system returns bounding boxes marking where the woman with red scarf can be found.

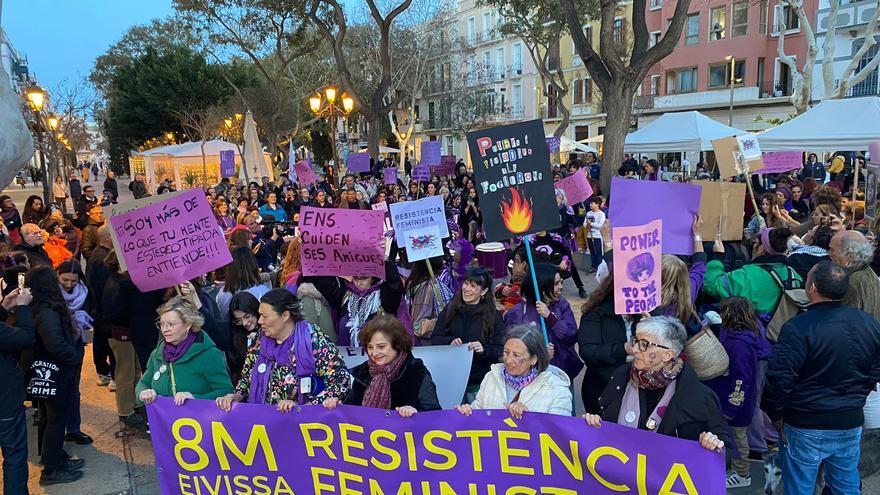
[322,315,440,415]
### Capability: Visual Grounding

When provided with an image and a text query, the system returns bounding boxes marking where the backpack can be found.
[757,264,809,342]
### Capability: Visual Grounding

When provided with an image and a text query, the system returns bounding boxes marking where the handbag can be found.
[685,327,729,380]
[26,358,63,400]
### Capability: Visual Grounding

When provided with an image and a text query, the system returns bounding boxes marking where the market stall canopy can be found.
[578,134,604,144]
[756,97,880,151]
[623,111,747,152]
[548,135,598,154]
[358,145,401,154]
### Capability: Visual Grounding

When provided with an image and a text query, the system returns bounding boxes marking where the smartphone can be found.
[17,273,25,290]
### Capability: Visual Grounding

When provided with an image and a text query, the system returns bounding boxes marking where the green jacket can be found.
[135,332,232,406]
[702,255,803,315]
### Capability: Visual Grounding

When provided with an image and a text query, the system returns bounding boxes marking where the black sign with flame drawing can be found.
[467,119,560,241]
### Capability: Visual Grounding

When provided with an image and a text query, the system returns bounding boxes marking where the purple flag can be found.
[609,177,702,255]
[421,140,442,167]
[412,165,431,181]
[147,398,726,495]
[434,154,457,175]
[347,152,371,173]
[754,151,803,175]
[220,150,235,178]
[383,167,397,185]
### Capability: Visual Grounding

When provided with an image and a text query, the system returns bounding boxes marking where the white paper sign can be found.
[403,225,444,262]
[736,135,762,160]
[336,345,473,409]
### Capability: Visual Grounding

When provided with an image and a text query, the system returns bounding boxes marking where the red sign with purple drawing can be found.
[612,219,663,314]
[299,207,386,279]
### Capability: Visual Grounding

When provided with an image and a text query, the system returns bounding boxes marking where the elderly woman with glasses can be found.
[136,297,233,407]
[583,316,730,453]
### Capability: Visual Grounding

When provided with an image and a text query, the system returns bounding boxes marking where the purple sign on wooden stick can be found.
[412,165,431,181]
[220,150,235,178]
[347,152,371,173]
[609,177,702,255]
[299,206,385,279]
[554,170,594,205]
[383,167,397,185]
[421,140,442,167]
[108,189,232,292]
[434,154,457,175]
[753,151,803,175]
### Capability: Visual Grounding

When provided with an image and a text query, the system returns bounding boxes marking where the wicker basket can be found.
[685,327,729,380]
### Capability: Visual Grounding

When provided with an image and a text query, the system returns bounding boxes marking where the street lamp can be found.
[47,114,60,132]
[726,56,742,126]
[24,85,52,203]
[308,86,355,170]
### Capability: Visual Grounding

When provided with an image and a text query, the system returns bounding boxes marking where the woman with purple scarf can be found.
[216,289,350,412]
[136,297,232,407]
[583,316,731,455]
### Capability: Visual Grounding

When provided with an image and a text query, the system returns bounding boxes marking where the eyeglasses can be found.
[155,319,184,330]
[630,337,670,352]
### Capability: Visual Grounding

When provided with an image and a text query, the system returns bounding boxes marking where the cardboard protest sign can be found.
[434,154,457,175]
[695,181,746,241]
[546,136,561,153]
[383,167,397,185]
[613,219,662,314]
[220,150,235,178]
[467,119,560,241]
[554,169,594,205]
[346,152,371,173]
[609,177,701,255]
[106,190,190,272]
[389,195,449,246]
[147,396,725,495]
[294,159,318,186]
[420,140,441,167]
[108,189,232,292]
[412,165,431,181]
[755,151,802,175]
[712,136,765,178]
[299,207,385,279]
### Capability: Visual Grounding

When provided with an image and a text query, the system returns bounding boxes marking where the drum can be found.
[475,242,508,279]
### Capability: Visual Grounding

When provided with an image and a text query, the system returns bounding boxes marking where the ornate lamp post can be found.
[309,87,354,170]
[25,85,52,202]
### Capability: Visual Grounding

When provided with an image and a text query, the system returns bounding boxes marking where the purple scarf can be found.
[248,320,314,404]
[163,332,198,363]
[502,366,539,392]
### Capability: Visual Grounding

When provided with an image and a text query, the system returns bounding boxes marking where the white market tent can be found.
[623,110,747,152]
[358,145,401,154]
[757,97,880,151]
[138,139,271,191]
[578,134,604,144]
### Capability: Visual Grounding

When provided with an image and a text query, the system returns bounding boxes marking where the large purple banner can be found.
[147,398,725,495]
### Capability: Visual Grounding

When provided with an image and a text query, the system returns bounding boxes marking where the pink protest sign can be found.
[294,160,319,185]
[753,152,802,175]
[299,207,386,279]
[108,189,232,292]
[554,170,594,205]
[612,219,662,315]
[384,167,397,185]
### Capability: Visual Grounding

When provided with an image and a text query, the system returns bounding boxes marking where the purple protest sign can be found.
[753,151,802,175]
[412,165,431,181]
[346,152,371,173]
[434,154,457,175]
[546,136,561,153]
[147,398,726,495]
[220,150,235,178]
[108,189,231,292]
[421,140,442,167]
[299,206,385,279]
[383,167,397,185]
[613,219,662,314]
[554,170,594,205]
[609,177,702,255]
[294,160,319,186]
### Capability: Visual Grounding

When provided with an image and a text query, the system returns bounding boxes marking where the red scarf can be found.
[362,352,408,409]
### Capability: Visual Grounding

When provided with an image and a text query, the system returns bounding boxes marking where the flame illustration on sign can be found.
[500,188,533,234]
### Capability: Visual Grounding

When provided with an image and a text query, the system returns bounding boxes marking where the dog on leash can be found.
[764,451,783,495]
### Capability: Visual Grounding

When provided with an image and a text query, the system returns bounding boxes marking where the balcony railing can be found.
[757,79,793,98]
[844,75,880,98]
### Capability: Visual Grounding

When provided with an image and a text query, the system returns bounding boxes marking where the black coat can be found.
[431,303,506,386]
[15,242,52,268]
[599,363,732,449]
[578,294,629,414]
[103,273,164,365]
[103,177,119,199]
[345,354,441,411]
[763,301,880,430]
[0,306,35,417]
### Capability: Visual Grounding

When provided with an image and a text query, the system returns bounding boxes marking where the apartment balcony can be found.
[507,64,524,77]
[757,79,793,99]
[510,106,526,119]
[844,75,880,98]
[816,0,879,33]
[634,95,655,110]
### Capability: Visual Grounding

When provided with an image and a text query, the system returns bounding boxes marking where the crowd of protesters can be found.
[0,150,877,494]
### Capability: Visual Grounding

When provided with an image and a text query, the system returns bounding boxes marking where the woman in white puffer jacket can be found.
[456,325,572,418]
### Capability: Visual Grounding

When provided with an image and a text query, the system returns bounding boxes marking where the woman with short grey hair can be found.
[583,315,730,455]
[456,325,572,419]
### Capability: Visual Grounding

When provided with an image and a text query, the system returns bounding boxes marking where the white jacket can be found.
[472,363,572,416]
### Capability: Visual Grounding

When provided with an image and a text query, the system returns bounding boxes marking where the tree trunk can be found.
[598,87,634,196]
[553,104,570,138]
[366,115,381,160]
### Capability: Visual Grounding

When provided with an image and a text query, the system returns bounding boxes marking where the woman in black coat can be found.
[324,315,440,415]
[431,268,506,395]
[28,266,85,484]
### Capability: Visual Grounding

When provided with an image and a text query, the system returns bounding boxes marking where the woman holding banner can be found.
[323,315,440,415]
[136,297,233,408]
[216,289,350,411]
[582,316,730,454]
[456,325,572,418]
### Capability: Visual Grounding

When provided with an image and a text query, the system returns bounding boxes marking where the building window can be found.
[776,4,799,32]
[547,84,559,118]
[575,125,590,141]
[512,43,523,73]
[613,18,623,43]
[759,0,768,33]
[547,38,560,71]
[512,84,523,117]
[482,11,492,40]
[482,51,491,81]
[585,79,593,103]
[573,80,584,104]
[467,54,476,84]
[650,0,662,9]
[732,2,748,37]
[650,31,661,47]
[428,101,436,128]
[445,136,454,155]
[666,67,698,94]
[495,47,505,80]
[709,60,746,88]
[467,17,476,44]
[710,7,726,41]
[686,13,700,45]
[650,75,660,95]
